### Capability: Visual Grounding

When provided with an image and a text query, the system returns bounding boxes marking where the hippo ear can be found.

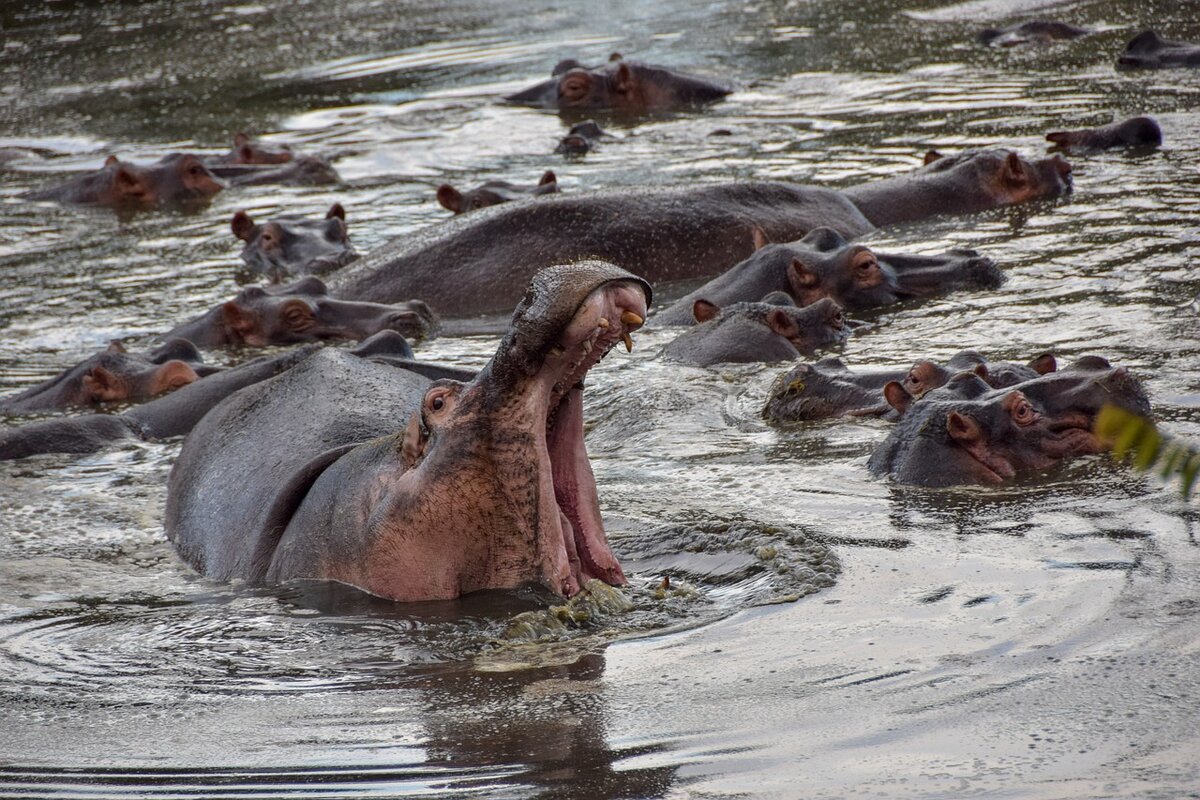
[231,210,256,242]
[692,299,720,323]
[613,61,634,93]
[233,132,250,148]
[609,52,623,62]
[883,381,913,415]
[1029,353,1057,374]
[436,184,463,213]
[81,366,125,403]
[104,155,120,168]
[106,339,127,354]
[151,360,200,394]
[751,225,769,251]
[766,308,800,340]
[788,259,821,289]
[401,411,427,468]
[326,203,346,221]
[113,166,142,192]
[222,301,257,336]
[946,411,983,445]
[1002,151,1025,182]
[539,170,557,186]
[973,363,989,381]
[923,150,943,166]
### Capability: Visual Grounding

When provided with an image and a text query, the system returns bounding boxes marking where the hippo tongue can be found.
[548,386,625,588]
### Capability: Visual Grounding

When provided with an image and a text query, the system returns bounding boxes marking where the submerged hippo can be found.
[0,339,216,415]
[654,228,1003,325]
[868,358,1149,486]
[506,53,731,113]
[166,263,650,601]
[556,121,608,155]
[218,156,341,187]
[165,277,438,348]
[1046,116,1163,153]
[231,204,358,281]
[207,132,294,167]
[21,154,224,212]
[1117,30,1200,69]
[662,296,848,366]
[330,149,1069,318]
[977,21,1089,47]
[436,171,559,215]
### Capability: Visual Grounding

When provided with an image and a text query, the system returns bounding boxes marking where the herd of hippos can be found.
[2,25,1191,601]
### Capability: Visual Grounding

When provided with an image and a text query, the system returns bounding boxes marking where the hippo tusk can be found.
[622,332,633,352]
[598,317,610,329]
[621,311,644,327]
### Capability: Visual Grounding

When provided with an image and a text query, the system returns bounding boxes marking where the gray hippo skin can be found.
[166,262,651,601]
[330,149,1068,318]
[505,53,731,112]
[217,156,341,187]
[232,204,358,281]
[654,227,1004,325]
[867,358,1149,487]
[1046,116,1162,153]
[21,154,224,212]
[437,171,559,214]
[977,21,1089,47]
[165,277,438,347]
[1,339,216,415]
[206,132,294,167]
[662,296,848,367]
[556,121,607,155]
[1118,30,1200,69]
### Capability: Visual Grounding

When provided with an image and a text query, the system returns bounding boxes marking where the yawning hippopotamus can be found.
[231,204,358,281]
[977,21,1090,47]
[165,277,438,347]
[662,295,848,366]
[21,154,224,212]
[436,171,559,215]
[505,53,731,113]
[653,228,1003,325]
[1117,30,1200,69]
[1046,116,1163,153]
[868,358,1149,486]
[329,149,1069,318]
[0,339,216,415]
[166,263,650,601]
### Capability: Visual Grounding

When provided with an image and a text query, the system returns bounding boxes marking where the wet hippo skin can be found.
[330,149,1067,318]
[1046,116,1162,153]
[556,121,607,155]
[215,156,341,187]
[977,21,1090,47]
[166,262,651,602]
[206,132,294,167]
[437,171,559,214]
[20,153,224,212]
[1118,30,1200,69]
[662,295,848,366]
[231,204,358,281]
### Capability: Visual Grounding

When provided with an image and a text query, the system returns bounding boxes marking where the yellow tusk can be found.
[549,345,565,356]
[621,311,644,327]
[598,317,610,329]
[621,332,633,352]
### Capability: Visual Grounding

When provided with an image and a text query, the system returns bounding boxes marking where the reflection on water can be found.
[2,0,1200,796]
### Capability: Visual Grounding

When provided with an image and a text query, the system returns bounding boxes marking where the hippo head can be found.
[224,132,294,165]
[882,351,1059,416]
[436,171,558,215]
[869,358,1149,486]
[232,204,357,281]
[150,153,225,208]
[220,277,438,345]
[96,156,161,210]
[1115,30,1197,69]
[506,54,730,112]
[382,262,651,596]
[919,148,1072,209]
[667,295,848,365]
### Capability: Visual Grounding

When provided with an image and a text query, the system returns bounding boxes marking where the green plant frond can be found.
[1095,404,1200,500]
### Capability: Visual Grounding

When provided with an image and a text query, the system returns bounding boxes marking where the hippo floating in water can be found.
[216,156,341,187]
[166,263,651,601]
[21,154,224,212]
[977,21,1089,47]
[506,53,731,113]
[206,132,295,167]
[556,121,608,155]
[231,204,358,281]
[868,357,1149,486]
[1117,30,1200,70]
[1045,116,1162,153]
[653,228,1003,325]
[330,149,1070,319]
[436,171,559,215]
[0,339,216,415]
[164,277,438,348]
[662,295,848,366]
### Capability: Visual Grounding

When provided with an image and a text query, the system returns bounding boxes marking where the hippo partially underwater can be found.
[166,263,650,601]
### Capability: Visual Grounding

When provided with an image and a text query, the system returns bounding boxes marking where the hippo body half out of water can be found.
[166,263,651,601]
[330,149,1070,318]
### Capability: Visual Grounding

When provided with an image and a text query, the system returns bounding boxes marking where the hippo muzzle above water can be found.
[165,262,651,601]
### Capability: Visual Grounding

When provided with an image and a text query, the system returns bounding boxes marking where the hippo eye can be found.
[830,311,844,329]
[431,396,445,411]
[1012,399,1037,425]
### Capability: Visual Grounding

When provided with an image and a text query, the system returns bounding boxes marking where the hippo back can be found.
[166,349,430,582]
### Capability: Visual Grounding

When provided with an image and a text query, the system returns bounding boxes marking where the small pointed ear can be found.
[326,203,345,221]
[766,308,800,339]
[1003,151,1025,180]
[973,363,989,380]
[152,360,200,393]
[923,150,943,166]
[106,340,127,354]
[231,210,256,242]
[789,258,821,288]
[1029,353,1057,374]
[401,411,426,468]
[692,299,720,323]
[539,170,557,186]
[104,155,120,168]
[751,225,769,251]
[233,132,249,148]
[613,61,634,93]
[436,184,462,213]
[883,381,912,415]
[222,301,257,335]
[946,411,983,444]
[81,365,124,402]
[609,52,623,62]
[114,166,140,189]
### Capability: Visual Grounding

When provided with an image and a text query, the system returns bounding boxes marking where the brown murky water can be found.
[2,0,1200,797]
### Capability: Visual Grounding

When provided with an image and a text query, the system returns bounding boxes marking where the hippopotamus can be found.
[0,339,216,415]
[1045,116,1163,153]
[165,262,650,601]
[556,121,607,155]
[1117,30,1200,69]
[0,333,460,461]
[654,228,1003,325]
[761,351,1057,423]
[661,296,848,366]
[231,204,358,281]
[20,154,224,212]
[218,156,341,187]
[867,358,1149,486]
[206,132,294,167]
[164,277,438,348]
[505,53,731,113]
[436,171,559,215]
[329,149,1069,318]
[977,21,1090,47]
